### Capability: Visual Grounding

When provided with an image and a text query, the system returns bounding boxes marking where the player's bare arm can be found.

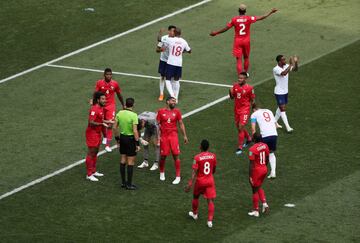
[292,55,299,72]
[113,122,121,147]
[280,65,293,76]
[116,92,125,109]
[210,26,231,36]
[229,88,234,99]
[179,120,189,144]
[185,167,198,192]
[157,28,166,42]
[251,122,257,135]
[133,124,141,152]
[89,120,108,128]
[256,8,278,21]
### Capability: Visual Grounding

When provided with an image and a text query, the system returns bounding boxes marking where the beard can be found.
[169,104,176,109]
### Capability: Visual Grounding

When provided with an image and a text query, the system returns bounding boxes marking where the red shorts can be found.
[103,105,116,121]
[194,180,216,199]
[235,112,250,126]
[86,130,102,148]
[250,167,268,187]
[233,39,250,58]
[160,133,180,156]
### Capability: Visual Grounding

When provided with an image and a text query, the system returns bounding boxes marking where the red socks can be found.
[238,130,245,149]
[244,56,249,72]
[159,158,166,173]
[258,188,266,203]
[175,159,181,177]
[252,192,259,211]
[208,201,215,221]
[243,128,251,141]
[236,57,243,74]
[106,128,112,146]
[85,156,97,176]
[192,198,199,215]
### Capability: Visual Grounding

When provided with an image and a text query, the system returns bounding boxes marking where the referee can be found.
[114,98,140,190]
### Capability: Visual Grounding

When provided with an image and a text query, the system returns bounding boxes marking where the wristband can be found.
[115,136,120,142]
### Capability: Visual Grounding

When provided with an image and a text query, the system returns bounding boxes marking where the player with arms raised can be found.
[94,68,124,152]
[210,4,277,74]
[229,72,255,155]
[248,133,270,217]
[157,96,188,184]
[185,139,217,228]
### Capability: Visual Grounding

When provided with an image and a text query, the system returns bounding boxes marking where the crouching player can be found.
[248,133,270,217]
[185,140,217,228]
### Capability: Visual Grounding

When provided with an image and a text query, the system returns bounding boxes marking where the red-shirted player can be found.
[156,96,188,185]
[94,68,124,153]
[85,91,114,182]
[248,133,270,217]
[229,72,255,155]
[210,4,277,74]
[185,139,217,228]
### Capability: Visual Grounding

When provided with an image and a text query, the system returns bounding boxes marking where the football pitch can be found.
[0,0,359,242]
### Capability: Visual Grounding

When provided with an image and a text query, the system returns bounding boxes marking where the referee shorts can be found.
[119,134,137,156]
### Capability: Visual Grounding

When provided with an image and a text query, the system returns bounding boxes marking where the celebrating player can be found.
[156,25,176,101]
[251,104,278,179]
[210,4,277,75]
[248,133,270,217]
[137,111,160,171]
[156,96,188,184]
[162,27,191,103]
[185,139,217,228]
[85,91,113,182]
[229,72,255,155]
[273,55,299,133]
[94,68,124,152]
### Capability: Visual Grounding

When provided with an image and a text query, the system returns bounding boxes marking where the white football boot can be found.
[86,175,99,182]
[262,203,270,214]
[248,210,259,217]
[137,160,149,168]
[105,146,112,152]
[172,177,181,185]
[150,162,159,171]
[160,172,166,181]
[207,221,213,228]
[92,172,104,177]
[188,211,198,220]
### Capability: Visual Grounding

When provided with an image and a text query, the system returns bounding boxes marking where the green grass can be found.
[0,0,359,242]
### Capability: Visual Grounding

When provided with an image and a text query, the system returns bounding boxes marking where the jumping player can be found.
[156,96,188,184]
[251,104,278,179]
[85,91,113,182]
[94,68,124,152]
[185,139,217,228]
[248,133,270,217]
[210,4,277,74]
[229,72,255,155]
[156,25,176,101]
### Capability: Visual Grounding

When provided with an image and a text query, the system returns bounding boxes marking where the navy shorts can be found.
[165,64,182,80]
[158,60,167,77]
[262,135,277,152]
[275,94,288,106]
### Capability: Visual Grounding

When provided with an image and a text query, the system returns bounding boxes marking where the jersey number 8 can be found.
[204,162,211,175]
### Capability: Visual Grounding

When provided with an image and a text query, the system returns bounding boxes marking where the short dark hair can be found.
[175,27,181,36]
[104,67,112,74]
[238,9,246,15]
[166,96,176,102]
[200,139,210,151]
[252,103,258,110]
[168,25,176,30]
[252,132,262,143]
[239,71,248,77]
[126,98,135,108]
[93,91,105,105]
[276,55,284,62]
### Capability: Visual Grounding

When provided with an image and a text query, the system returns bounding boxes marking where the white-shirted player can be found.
[162,27,191,103]
[156,25,176,101]
[273,54,298,133]
[251,104,278,179]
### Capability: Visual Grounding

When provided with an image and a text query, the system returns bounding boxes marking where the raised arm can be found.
[256,8,278,21]
[210,25,231,36]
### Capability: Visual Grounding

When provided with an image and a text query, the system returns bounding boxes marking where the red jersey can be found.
[226,15,257,41]
[232,83,255,114]
[156,108,182,136]
[248,142,270,169]
[87,104,104,133]
[95,79,121,107]
[193,152,217,184]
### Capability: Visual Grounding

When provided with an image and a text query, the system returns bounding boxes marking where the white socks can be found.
[280,111,291,131]
[159,77,165,95]
[275,108,281,122]
[165,80,175,97]
[269,152,276,176]
[173,81,180,101]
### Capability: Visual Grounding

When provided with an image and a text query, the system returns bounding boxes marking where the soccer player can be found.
[113,98,140,190]
[273,55,299,133]
[156,25,176,101]
[94,68,125,152]
[210,4,277,74]
[85,91,113,182]
[137,111,160,171]
[185,139,217,228]
[229,72,255,155]
[251,104,278,179]
[162,27,191,103]
[156,96,189,184]
[248,133,270,217]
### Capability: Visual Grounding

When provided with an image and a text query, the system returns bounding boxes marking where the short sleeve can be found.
[114,82,121,94]
[89,107,97,122]
[273,67,282,76]
[156,110,161,122]
[184,40,191,52]
[213,154,217,167]
[176,110,182,121]
[250,113,256,123]
[192,158,198,170]
[250,16,257,23]
[133,114,139,125]
[250,87,256,99]
[226,19,234,28]
[95,81,100,91]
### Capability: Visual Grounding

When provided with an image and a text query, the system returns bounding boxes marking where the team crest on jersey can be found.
[242,90,246,94]
[91,111,95,116]
[249,151,253,156]
[172,113,175,116]
[111,86,114,90]
[106,90,109,94]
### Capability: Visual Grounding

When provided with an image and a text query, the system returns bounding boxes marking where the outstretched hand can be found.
[271,8,278,13]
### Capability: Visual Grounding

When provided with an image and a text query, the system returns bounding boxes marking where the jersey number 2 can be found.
[238,24,246,35]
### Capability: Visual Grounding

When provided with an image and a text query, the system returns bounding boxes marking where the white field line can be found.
[0,0,212,85]
[46,64,232,88]
[0,32,358,202]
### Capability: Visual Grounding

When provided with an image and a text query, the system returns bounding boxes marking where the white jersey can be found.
[157,35,171,62]
[273,64,290,95]
[138,111,157,127]
[251,109,278,137]
[165,36,191,67]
